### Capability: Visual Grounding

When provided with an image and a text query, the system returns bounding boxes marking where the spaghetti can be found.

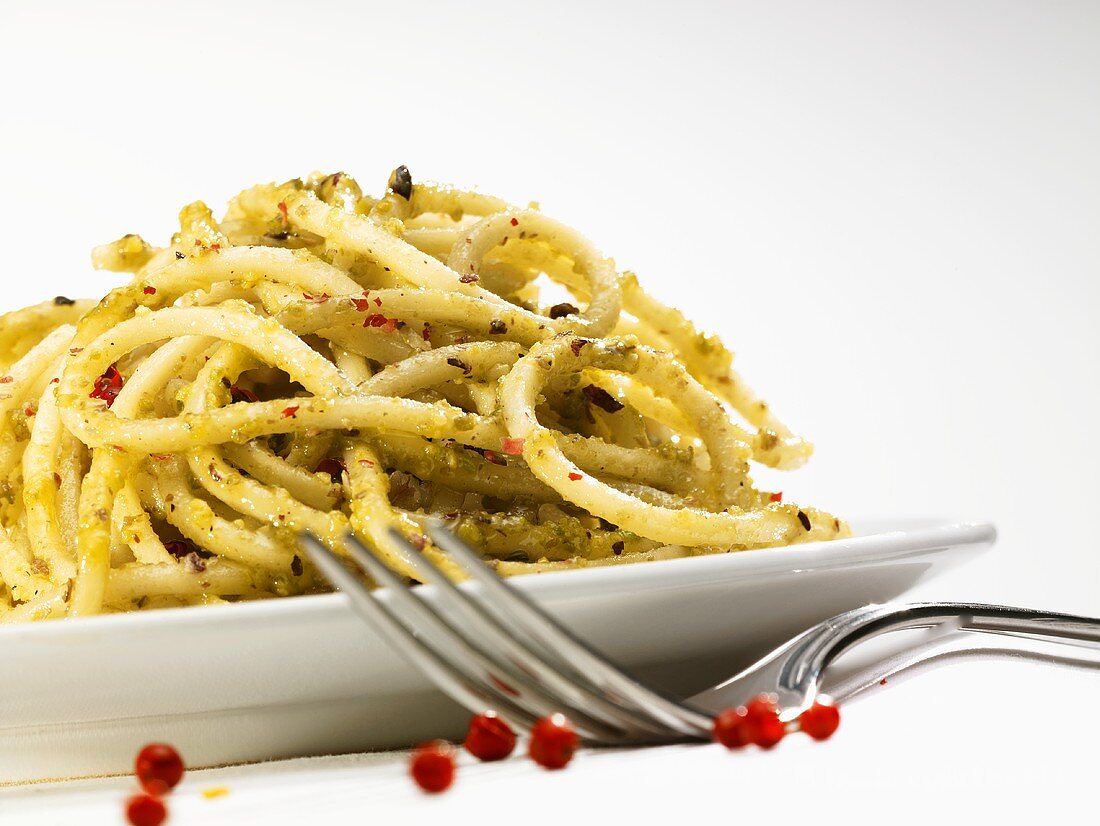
[0,168,848,621]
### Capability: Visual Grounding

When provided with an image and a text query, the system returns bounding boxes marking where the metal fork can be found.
[300,527,1100,745]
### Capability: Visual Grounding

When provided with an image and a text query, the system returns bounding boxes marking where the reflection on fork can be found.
[300,527,1100,747]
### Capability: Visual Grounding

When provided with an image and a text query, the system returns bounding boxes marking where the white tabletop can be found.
[3,659,1097,823]
[1,1,1097,823]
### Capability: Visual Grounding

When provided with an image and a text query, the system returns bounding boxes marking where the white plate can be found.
[1,519,993,783]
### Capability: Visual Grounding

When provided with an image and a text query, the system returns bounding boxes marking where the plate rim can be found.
[0,518,996,641]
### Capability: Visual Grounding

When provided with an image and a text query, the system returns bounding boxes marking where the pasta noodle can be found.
[0,168,848,621]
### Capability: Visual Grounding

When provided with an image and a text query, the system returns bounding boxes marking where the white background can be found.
[1,0,1098,823]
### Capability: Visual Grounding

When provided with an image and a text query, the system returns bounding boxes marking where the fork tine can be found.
[426,524,713,736]
[384,528,680,742]
[329,532,630,741]
[299,534,540,732]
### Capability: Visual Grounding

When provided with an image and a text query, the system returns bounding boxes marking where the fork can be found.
[300,527,1100,745]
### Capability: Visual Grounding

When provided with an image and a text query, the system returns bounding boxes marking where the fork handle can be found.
[798,602,1100,706]
[694,602,1100,717]
[821,622,1100,704]
[836,602,1100,647]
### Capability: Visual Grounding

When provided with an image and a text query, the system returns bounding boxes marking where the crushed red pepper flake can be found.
[69,347,83,355]
[373,297,382,306]
[228,384,257,404]
[357,458,376,467]
[0,376,11,384]
[510,217,519,226]
[568,472,583,481]
[277,201,289,229]
[569,338,590,356]
[143,286,157,295]
[90,364,124,407]
[351,297,371,311]
[24,406,35,417]
[364,313,398,332]
[769,492,783,503]
[501,437,525,455]
[281,405,300,418]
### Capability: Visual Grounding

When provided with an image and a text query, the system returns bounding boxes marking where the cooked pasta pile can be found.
[0,168,848,621]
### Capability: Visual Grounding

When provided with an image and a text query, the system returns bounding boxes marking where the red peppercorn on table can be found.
[1,660,1095,824]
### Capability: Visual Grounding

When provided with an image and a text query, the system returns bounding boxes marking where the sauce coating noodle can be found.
[0,168,848,621]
